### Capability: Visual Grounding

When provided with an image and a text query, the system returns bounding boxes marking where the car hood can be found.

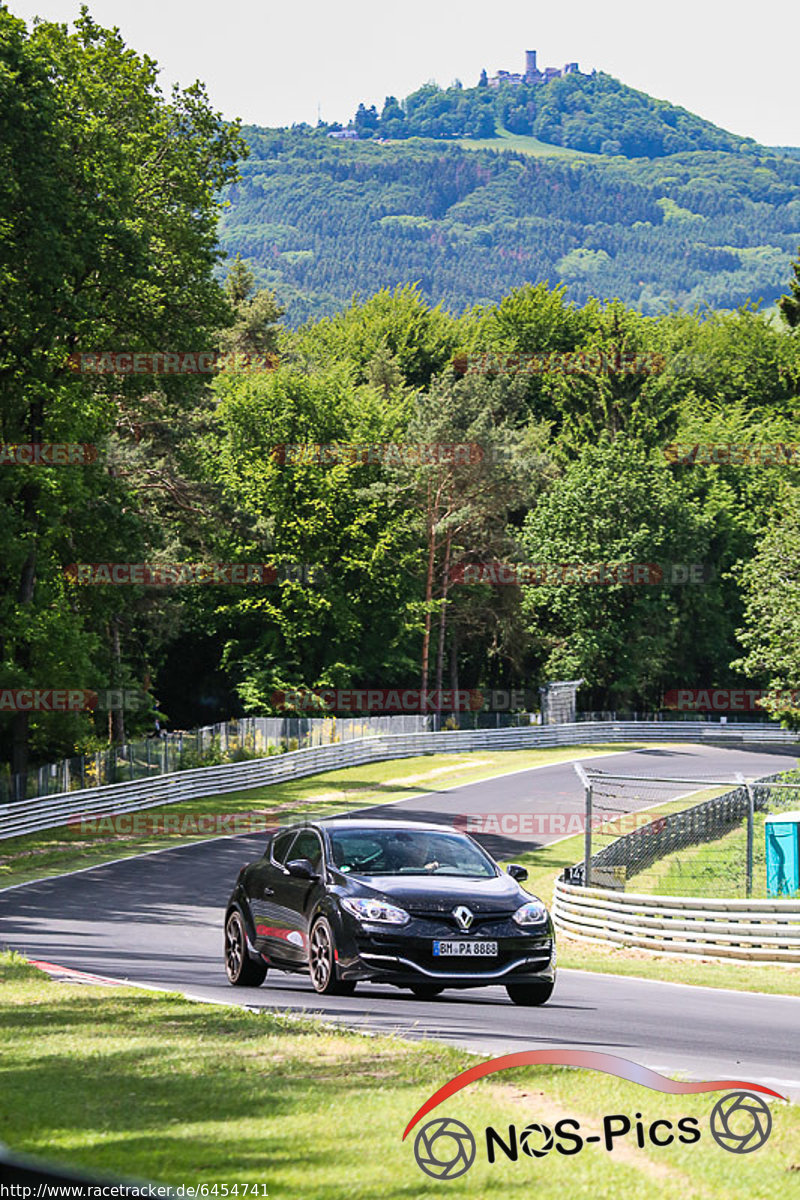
[352,872,530,913]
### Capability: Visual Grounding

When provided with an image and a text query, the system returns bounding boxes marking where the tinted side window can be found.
[289,830,322,869]
[271,830,297,865]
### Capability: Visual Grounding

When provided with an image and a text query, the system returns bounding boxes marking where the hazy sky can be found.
[9,1,800,146]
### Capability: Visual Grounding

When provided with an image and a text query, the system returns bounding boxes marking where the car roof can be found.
[277,818,462,836]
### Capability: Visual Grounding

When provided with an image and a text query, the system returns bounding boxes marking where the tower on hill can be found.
[490,49,579,88]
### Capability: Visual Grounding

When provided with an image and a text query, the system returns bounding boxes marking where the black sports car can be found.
[224,818,556,1005]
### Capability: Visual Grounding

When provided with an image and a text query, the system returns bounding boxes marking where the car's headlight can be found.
[340,897,410,925]
[512,900,549,926]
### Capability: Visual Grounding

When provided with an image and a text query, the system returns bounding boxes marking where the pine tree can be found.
[225,254,256,304]
[778,248,800,328]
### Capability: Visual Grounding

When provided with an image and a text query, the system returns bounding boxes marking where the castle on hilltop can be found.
[488,50,581,88]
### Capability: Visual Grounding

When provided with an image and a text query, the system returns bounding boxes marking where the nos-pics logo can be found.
[404,1051,783,1180]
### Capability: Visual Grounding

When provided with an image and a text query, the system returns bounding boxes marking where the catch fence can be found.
[569,767,800,898]
[553,766,800,961]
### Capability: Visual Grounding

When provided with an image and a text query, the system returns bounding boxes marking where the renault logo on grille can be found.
[453,905,474,930]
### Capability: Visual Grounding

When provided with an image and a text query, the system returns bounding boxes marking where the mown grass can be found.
[1,953,797,1199]
[634,809,800,900]
[0,743,643,890]
[457,127,595,158]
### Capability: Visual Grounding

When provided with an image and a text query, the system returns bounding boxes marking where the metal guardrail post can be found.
[574,762,592,887]
[738,773,755,899]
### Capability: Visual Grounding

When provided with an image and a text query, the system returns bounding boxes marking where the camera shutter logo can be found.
[710,1092,773,1153]
[453,905,474,931]
[414,1117,476,1179]
[520,1122,554,1157]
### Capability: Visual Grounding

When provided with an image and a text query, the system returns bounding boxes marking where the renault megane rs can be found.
[224,818,556,1005]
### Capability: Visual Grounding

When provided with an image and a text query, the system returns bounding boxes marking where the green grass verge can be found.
[632,808,800,900]
[0,743,646,890]
[1,953,797,1198]
[457,127,596,159]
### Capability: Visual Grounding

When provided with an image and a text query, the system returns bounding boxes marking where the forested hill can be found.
[349,71,755,158]
[219,126,800,325]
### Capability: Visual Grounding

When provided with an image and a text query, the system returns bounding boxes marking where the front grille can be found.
[407,908,516,929]
[360,932,552,975]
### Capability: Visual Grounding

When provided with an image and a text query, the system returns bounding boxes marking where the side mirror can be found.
[286,857,319,881]
[506,863,528,882]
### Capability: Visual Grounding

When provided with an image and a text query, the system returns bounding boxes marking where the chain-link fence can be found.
[0,710,544,805]
[567,768,800,898]
[574,711,772,724]
[1,699,784,806]
[0,715,431,804]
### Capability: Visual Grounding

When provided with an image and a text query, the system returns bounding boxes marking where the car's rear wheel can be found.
[309,917,356,996]
[409,984,444,1000]
[506,980,554,1006]
[225,910,267,986]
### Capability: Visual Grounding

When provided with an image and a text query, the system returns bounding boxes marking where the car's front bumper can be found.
[335,913,556,987]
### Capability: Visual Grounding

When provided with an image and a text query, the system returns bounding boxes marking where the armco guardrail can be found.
[1,721,797,842]
[552,879,800,962]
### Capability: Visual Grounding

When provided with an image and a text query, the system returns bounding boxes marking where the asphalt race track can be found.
[2,743,800,1098]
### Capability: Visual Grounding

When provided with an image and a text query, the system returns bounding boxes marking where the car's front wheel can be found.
[225,910,267,987]
[506,980,554,1006]
[309,917,356,995]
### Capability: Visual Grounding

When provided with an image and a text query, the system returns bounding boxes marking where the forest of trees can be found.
[349,71,756,158]
[220,128,800,325]
[2,7,800,789]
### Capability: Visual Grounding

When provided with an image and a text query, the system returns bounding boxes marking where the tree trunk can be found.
[434,531,452,698]
[108,616,126,744]
[11,540,38,790]
[450,627,459,694]
[420,481,436,691]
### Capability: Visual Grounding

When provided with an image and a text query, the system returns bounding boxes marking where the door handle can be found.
[262,887,274,896]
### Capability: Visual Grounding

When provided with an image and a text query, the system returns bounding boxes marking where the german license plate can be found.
[433,940,498,957]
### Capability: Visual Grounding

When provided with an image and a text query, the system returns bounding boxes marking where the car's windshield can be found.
[328,828,497,877]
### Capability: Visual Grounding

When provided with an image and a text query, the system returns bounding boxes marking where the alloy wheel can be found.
[310,920,333,991]
[225,913,244,981]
